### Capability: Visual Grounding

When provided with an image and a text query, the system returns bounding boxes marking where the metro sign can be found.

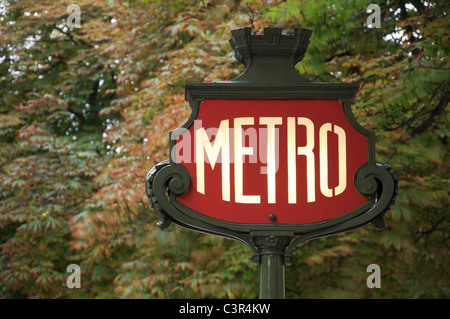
[146,27,398,269]
[173,98,369,225]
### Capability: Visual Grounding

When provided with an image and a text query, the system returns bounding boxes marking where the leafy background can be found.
[0,0,448,298]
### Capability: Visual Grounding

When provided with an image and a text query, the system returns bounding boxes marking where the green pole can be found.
[259,252,285,299]
[253,235,291,299]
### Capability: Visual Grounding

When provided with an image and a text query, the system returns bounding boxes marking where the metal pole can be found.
[253,235,291,299]
[259,252,285,299]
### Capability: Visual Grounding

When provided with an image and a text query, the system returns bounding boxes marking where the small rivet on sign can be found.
[269,214,277,222]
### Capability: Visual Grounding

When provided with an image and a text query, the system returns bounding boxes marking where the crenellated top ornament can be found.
[228,27,312,83]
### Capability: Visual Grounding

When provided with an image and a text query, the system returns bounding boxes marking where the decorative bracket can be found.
[146,160,398,266]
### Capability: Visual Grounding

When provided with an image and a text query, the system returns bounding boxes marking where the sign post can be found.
[146,27,398,299]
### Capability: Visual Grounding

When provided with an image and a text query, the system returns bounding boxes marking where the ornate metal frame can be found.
[145,27,398,268]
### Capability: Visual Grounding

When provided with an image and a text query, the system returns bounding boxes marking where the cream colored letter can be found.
[288,117,315,203]
[319,123,347,197]
[260,117,282,204]
[196,120,230,201]
[234,117,260,204]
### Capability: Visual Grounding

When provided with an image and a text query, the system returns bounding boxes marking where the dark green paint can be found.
[145,27,399,299]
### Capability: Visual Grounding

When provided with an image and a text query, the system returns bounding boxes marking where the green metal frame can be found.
[145,27,398,299]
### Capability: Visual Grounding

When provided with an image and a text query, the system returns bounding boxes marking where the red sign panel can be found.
[173,99,369,225]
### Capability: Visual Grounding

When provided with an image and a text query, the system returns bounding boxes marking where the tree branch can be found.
[325,50,353,62]
[409,89,449,137]
[414,216,446,244]
[241,4,255,29]
[399,65,449,72]
[54,26,92,48]
[410,0,426,14]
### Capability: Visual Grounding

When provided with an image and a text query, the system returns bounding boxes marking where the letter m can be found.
[195,120,230,201]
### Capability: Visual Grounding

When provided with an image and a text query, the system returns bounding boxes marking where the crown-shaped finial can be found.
[228,27,312,83]
[229,27,312,65]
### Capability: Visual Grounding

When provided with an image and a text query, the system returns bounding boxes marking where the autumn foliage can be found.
[0,0,448,298]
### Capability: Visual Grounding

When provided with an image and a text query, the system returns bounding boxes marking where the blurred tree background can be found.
[0,0,448,298]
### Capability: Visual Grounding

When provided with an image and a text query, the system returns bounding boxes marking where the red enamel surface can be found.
[175,99,369,224]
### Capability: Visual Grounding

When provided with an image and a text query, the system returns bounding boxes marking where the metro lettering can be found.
[195,117,347,203]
